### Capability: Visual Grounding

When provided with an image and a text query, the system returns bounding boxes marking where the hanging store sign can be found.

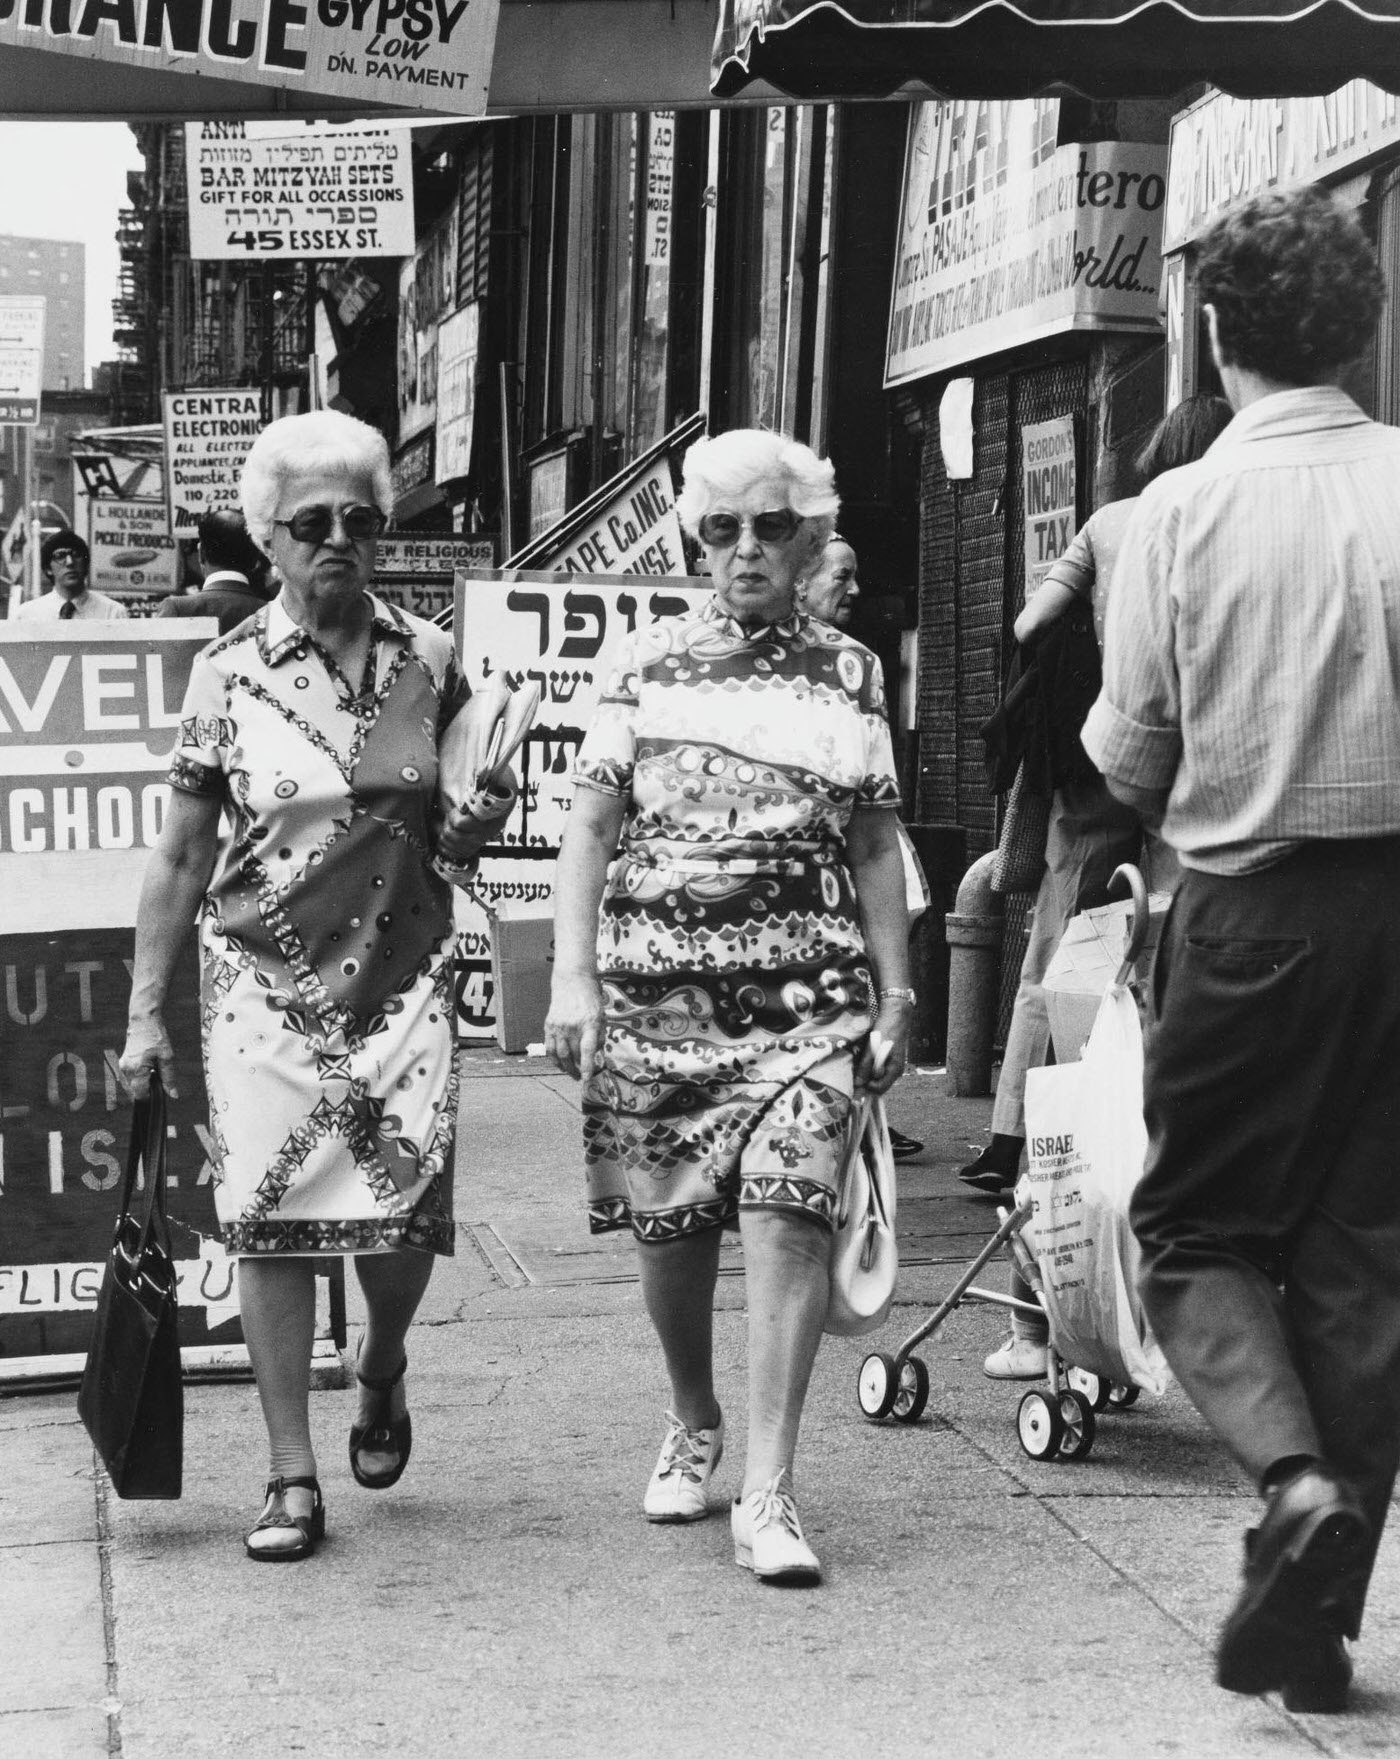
[645,111,676,266]
[184,121,415,261]
[448,571,707,1039]
[886,101,1167,388]
[1021,418,1077,593]
[0,0,499,119]
[89,499,180,598]
[162,388,262,538]
[1163,82,1400,253]
[373,533,494,621]
[435,302,480,484]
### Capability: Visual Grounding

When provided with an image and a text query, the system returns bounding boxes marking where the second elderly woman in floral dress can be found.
[546,428,912,1585]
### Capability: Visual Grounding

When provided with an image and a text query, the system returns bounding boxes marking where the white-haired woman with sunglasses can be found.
[119,410,515,1562]
[546,428,911,1585]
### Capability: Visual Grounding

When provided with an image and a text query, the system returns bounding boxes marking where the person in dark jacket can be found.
[158,508,272,634]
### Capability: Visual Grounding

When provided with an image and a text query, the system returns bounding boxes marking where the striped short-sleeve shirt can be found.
[1082,387,1400,875]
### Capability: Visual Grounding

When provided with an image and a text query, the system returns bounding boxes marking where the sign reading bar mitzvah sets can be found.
[184,121,416,261]
[886,99,1167,388]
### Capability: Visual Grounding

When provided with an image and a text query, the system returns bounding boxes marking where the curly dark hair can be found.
[1198,187,1386,384]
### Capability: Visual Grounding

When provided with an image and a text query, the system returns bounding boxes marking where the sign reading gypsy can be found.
[0,0,499,117]
[886,100,1167,388]
[184,120,415,261]
[448,572,708,1040]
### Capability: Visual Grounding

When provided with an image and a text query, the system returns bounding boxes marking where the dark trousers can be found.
[1131,838,1400,1632]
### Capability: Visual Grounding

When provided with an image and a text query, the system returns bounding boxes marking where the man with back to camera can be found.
[1083,186,1400,1713]
[12,532,128,621]
[158,507,272,635]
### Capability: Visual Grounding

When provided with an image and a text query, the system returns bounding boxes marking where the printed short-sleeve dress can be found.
[575,595,902,1241]
[168,593,468,1256]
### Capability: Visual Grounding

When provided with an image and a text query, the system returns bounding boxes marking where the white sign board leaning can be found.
[184,121,416,261]
[163,389,264,539]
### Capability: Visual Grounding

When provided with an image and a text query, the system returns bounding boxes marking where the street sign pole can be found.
[23,422,37,604]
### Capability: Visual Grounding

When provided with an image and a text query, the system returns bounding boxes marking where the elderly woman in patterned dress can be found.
[545,429,912,1585]
[119,411,514,1562]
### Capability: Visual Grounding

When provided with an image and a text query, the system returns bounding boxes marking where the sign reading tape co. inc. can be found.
[0,624,243,1367]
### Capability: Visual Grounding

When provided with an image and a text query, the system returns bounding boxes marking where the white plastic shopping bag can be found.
[1019,983,1170,1395]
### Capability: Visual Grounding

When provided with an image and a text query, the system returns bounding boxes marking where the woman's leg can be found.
[636,1227,723,1429]
[237,1256,319,1549]
[738,1208,832,1496]
[352,1247,437,1472]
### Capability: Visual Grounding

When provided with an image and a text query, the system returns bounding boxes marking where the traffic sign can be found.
[0,297,45,425]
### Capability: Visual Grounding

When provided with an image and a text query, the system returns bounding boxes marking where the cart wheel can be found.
[1066,1367,1110,1412]
[1056,1390,1097,1462]
[891,1355,930,1425]
[857,1352,899,1421]
[1017,1389,1065,1460]
[1107,1383,1141,1410]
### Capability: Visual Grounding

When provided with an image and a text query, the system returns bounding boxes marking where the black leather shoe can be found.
[1283,1634,1353,1714]
[350,1351,413,1490]
[1216,1465,1369,1696]
[888,1127,924,1161]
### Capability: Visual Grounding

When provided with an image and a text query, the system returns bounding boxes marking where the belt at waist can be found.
[620,845,832,879]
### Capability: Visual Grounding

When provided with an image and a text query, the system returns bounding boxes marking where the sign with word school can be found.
[1164,82,1400,254]
[89,499,179,598]
[0,0,499,119]
[1021,418,1077,593]
[185,120,415,261]
[886,99,1167,388]
[0,295,44,426]
[163,388,263,539]
[448,572,707,1040]
[0,624,236,1360]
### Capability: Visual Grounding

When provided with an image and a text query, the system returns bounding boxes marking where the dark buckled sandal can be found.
[244,1475,325,1563]
[350,1353,412,1490]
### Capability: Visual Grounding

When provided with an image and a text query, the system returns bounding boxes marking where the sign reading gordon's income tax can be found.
[0,625,241,1362]
[886,99,1167,388]
[0,0,498,117]
[163,388,262,539]
[185,121,415,262]
[448,571,708,1039]
[1021,417,1077,594]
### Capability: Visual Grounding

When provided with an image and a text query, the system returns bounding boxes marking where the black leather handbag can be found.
[77,1076,184,1500]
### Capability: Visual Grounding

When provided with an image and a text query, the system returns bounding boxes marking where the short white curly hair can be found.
[676,429,840,561]
[240,410,393,554]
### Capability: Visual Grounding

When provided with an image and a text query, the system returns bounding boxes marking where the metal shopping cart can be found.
[854,865,1155,1464]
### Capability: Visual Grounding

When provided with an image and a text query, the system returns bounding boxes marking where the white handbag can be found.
[825,1095,899,1337]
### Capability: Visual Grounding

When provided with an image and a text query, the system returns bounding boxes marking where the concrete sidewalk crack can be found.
[92,1462,123,1758]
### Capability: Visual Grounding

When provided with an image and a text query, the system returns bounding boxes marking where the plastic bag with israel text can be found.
[1019,982,1170,1395]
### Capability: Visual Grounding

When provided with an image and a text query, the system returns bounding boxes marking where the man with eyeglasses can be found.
[12,532,129,621]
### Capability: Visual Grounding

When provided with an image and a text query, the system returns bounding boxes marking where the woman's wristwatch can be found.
[878,986,917,1006]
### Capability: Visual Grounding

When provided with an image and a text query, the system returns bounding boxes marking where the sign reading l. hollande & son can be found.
[0,0,500,118]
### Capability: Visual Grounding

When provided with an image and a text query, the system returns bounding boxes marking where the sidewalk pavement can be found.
[5,1053,1400,1759]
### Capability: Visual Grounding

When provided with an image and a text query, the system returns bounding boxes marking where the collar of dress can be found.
[258,591,411,667]
[701,593,807,643]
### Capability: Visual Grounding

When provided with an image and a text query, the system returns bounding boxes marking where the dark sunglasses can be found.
[697,508,801,547]
[275,503,387,545]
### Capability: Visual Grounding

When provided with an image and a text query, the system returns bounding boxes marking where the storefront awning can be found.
[711,0,1400,100]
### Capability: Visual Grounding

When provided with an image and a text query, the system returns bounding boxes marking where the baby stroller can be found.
[856,865,1160,1463]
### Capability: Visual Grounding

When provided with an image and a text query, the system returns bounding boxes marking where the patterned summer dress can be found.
[575,595,902,1241]
[168,593,469,1256]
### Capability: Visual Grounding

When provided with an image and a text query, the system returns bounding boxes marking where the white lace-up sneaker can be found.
[643,1410,724,1523]
[731,1471,821,1585]
[983,1334,1049,1380]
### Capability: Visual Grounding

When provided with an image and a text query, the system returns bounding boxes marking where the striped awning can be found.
[711,0,1400,98]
